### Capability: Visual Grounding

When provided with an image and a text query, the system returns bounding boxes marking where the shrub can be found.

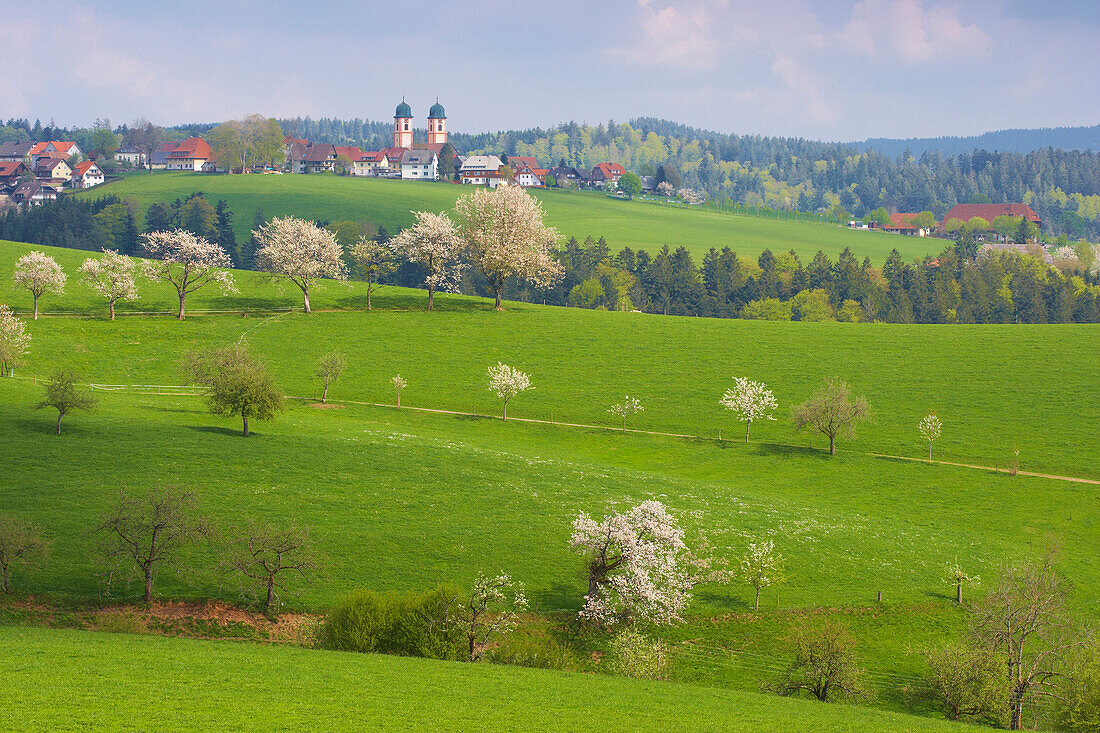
[1048,640,1100,732]
[317,586,463,660]
[490,634,577,671]
[606,627,670,680]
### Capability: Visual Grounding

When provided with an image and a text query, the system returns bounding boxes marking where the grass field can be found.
[75,171,933,261]
[1,238,1096,726]
[0,626,984,732]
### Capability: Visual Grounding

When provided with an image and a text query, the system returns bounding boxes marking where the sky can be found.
[2,0,1097,142]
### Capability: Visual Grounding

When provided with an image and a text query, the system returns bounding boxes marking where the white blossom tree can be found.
[919,412,943,462]
[453,185,563,310]
[349,235,396,310]
[608,396,644,432]
[13,251,66,320]
[254,216,348,313]
[387,211,465,311]
[79,250,138,320]
[741,538,784,611]
[487,362,530,421]
[944,561,980,604]
[0,304,30,377]
[141,230,236,320]
[392,375,407,408]
[570,500,693,626]
[720,377,778,442]
[456,572,528,661]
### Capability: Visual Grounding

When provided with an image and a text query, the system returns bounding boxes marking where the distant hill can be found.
[857,125,1100,158]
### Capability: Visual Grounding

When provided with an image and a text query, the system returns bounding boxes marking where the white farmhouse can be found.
[400,149,438,180]
[459,155,504,187]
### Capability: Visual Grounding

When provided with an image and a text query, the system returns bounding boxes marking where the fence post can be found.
[718,428,722,442]
[877,590,882,603]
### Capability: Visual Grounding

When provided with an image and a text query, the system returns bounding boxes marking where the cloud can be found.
[839,0,991,63]
[771,54,838,124]
[609,0,725,71]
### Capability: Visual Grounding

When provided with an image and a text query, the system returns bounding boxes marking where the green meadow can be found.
[76,171,930,261]
[0,626,984,732]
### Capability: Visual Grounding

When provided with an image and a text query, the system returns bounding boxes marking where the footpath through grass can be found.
[78,171,929,261]
[0,626,984,732]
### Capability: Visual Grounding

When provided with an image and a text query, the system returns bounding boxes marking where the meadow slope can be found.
[76,172,931,261]
[0,626,983,732]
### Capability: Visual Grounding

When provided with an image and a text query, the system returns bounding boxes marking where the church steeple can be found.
[427,97,447,146]
[393,97,413,148]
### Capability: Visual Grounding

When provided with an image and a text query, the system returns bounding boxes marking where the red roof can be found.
[0,161,24,177]
[73,161,100,176]
[381,147,408,161]
[887,213,921,229]
[28,142,49,155]
[943,203,1040,225]
[167,137,213,160]
[333,146,362,159]
[594,162,626,179]
[508,156,539,170]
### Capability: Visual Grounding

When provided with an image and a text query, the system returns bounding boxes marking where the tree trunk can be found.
[322,383,329,403]
[396,392,401,409]
[427,285,435,311]
[367,277,373,310]
[177,292,187,320]
[829,434,836,455]
[55,411,62,435]
[929,443,933,463]
[746,421,751,443]
[956,579,963,603]
[495,291,504,311]
[266,578,275,610]
[302,284,311,314]
[468,634,476,662]
[754,586,761,611]
[143,565,153,603]
[33,294,39,320]
[1,560,10,593]
[502,400,508,421]
[622,416,627,433]
[109,300,116,321]
[1010,689,1025,730]
[243,414,250,437]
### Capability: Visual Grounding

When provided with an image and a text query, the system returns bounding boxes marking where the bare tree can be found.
[96,488,207,603]
[0,516,49,593]
[772,616,867,702]
[36,368,96,434]
[791,378,871,455]
[223,521,318,612]
[971,551,1085,729]
[925,641,1006,723]
[315,350,346,404]
[349,236,396,310]
[126,118,165,170]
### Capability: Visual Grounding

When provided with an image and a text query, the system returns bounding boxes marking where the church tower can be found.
[427,99,447,146]
[393,98,413,148]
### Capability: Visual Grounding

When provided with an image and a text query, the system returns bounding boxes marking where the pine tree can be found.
[214,200,237,268]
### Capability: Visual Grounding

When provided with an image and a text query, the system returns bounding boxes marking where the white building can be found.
[400,149,438,180]
[459,155,504,186]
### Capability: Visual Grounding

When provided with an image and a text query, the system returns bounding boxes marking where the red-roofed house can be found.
[166,137,213,171]
[302,144,338,173]
[352,151,391,177]
[942,203,1041,228]
[884,212,934,237]
[0,161,27,185]
[379,147,408,176]
[591,162,626,186]
[513,163,545,188]
[70,161,105,189]
[34,156,71,184]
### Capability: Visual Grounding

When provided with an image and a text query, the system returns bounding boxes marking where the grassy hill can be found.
[1,238,1095,726]
[75,172,932,261]
[0,626,982,732]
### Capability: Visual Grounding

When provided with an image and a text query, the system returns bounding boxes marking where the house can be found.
[69,161,104,189]
[34,156,71,184]
[302,144,337,173]
[28,141,81,164]
[0,161,27,185]
[333,146,363,167]
[350,151,390,177]
[150,142,179,169]
[942,203,1041,229]
[10,180,59,206]
[591,162,626,187]
[506,156,539,171]
[640,175,657,193]
[459,155,505,186]
[0,141,33,161]
[884,212,934,237]
[115,144,145,167]
[547,166,582,187]
[165,137,213,171]
[401,149,438,180]
[512,162,545,187]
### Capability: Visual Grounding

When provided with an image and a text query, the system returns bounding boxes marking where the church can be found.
[381,98,451,181]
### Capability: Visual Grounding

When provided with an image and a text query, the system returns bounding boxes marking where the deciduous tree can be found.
[791,378,871,455]
[919,412,942,462]
[720,377,778,442]
[36,368,96,434]
[223,520,318,612]
[454,185,563,310]
[387,211,465,311]
[618,172,642,199]
[925,641,1006,722]
[392,375,407,408]
[141,230,236,320]
[486,362,530,421]
[0,304,29,377]
[452,572,527,661]
[79,250,138,320]
[254,216,348,313]
[184,342,283,437]
[608,396,644,432]
[772,617,866,702]
[349,235,396,310]
[740,538,784,612]
[315,350,346,403]
[13,251,65,319]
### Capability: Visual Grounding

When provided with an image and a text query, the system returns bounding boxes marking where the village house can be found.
[400,149,438,180]
[883,212,934,237]
[10,180,60,206]
[115,145,145,167]
[166,137,213,171]
[302,144,338,173]
[512,162,545,187]
[0,161,27,185]
[942,203,1042,229]
[591,162,626,187]
[547,165,582,187]
[0,141,33,162]
[34,157,71,185]
[70,161,105,189]
[351,151,390,177]
[460,155,505,186]
[150,142,178,169]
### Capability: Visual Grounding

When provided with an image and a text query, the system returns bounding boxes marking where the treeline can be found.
[858,124,1100,159]
[519,236,1100,324]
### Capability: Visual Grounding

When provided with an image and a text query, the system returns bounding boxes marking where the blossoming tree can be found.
[79,250,138,320]
[456,572,527,661]
[944,561,980,604]
[141,230,236,320]
[569,500,693,626]
[392,375,407,408]
[919,412,942,462]
[720,377,778,442]
[740,538,784,611]
[12,251,66,320]
[387,211,465,311]
[487,362,530,421]
[254,216,348,313]
[0,304,30,377]
[453,185,563,310]
[608,396,644,432]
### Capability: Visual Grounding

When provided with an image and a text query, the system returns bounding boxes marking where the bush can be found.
[606,627,670,680]
[316,586,463,660]
[490,634,577,671]
[1050,641,1100,732]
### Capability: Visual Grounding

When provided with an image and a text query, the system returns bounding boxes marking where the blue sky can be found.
[2,0,1096,141]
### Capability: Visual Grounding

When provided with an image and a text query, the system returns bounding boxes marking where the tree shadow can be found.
[695,588,749,611]
[186,425,248,437]
[532,581,582,617]
[752,443,829,460]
